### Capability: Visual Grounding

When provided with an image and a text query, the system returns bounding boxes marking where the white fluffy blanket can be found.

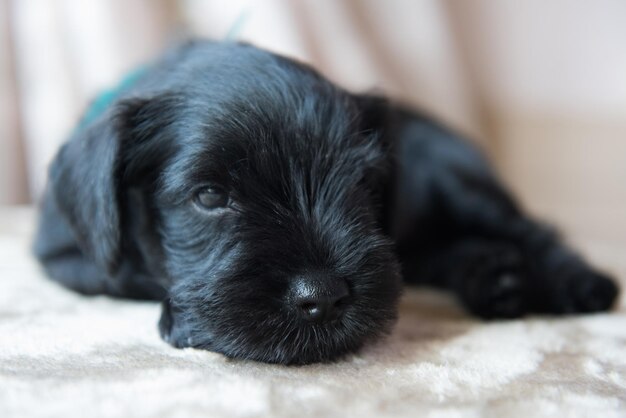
[1,208,625,417]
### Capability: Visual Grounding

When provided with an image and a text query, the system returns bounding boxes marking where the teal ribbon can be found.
[77,66,147,129]
[77,9,250,130]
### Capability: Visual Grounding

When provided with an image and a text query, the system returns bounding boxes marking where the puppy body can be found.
[34,41,618,364]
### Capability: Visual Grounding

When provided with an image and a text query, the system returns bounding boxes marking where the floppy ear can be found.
[49,109,124,274]
[49,96,174,275]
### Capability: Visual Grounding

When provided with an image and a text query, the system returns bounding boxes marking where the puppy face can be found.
[52,42,402,364]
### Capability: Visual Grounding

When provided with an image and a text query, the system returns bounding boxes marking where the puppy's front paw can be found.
[158,298,195,348]
[459,246,528,319]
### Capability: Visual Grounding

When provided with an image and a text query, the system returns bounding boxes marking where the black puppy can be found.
[34,41,619,365]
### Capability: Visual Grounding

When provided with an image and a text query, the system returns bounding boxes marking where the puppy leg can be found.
[38,246,163,300]
[403,239,529,318]
[34,193,113,295]
[391,111,619,317]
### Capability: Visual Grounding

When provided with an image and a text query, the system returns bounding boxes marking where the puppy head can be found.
[52,42,402,364]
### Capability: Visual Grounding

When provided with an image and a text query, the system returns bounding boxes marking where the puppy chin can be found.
[158,295,399,365]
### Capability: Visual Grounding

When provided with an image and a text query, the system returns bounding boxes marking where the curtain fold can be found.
[0,0,29,204]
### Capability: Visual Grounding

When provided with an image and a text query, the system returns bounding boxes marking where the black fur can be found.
[34,41,619,365]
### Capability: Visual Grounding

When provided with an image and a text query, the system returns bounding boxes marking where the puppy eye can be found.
[194,187,229,210]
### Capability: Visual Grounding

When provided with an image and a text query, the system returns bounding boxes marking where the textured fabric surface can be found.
[1,207,625,418]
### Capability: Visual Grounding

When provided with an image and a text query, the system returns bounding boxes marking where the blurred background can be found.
[1,0,625,273]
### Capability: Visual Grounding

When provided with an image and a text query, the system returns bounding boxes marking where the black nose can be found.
[291,274,350,322]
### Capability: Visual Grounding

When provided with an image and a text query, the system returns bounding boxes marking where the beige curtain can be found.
[2,0,625,260]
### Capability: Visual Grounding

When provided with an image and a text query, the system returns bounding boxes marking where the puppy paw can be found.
[547,268,619,314]
[458,246,528,319]
[158,298,195,348]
